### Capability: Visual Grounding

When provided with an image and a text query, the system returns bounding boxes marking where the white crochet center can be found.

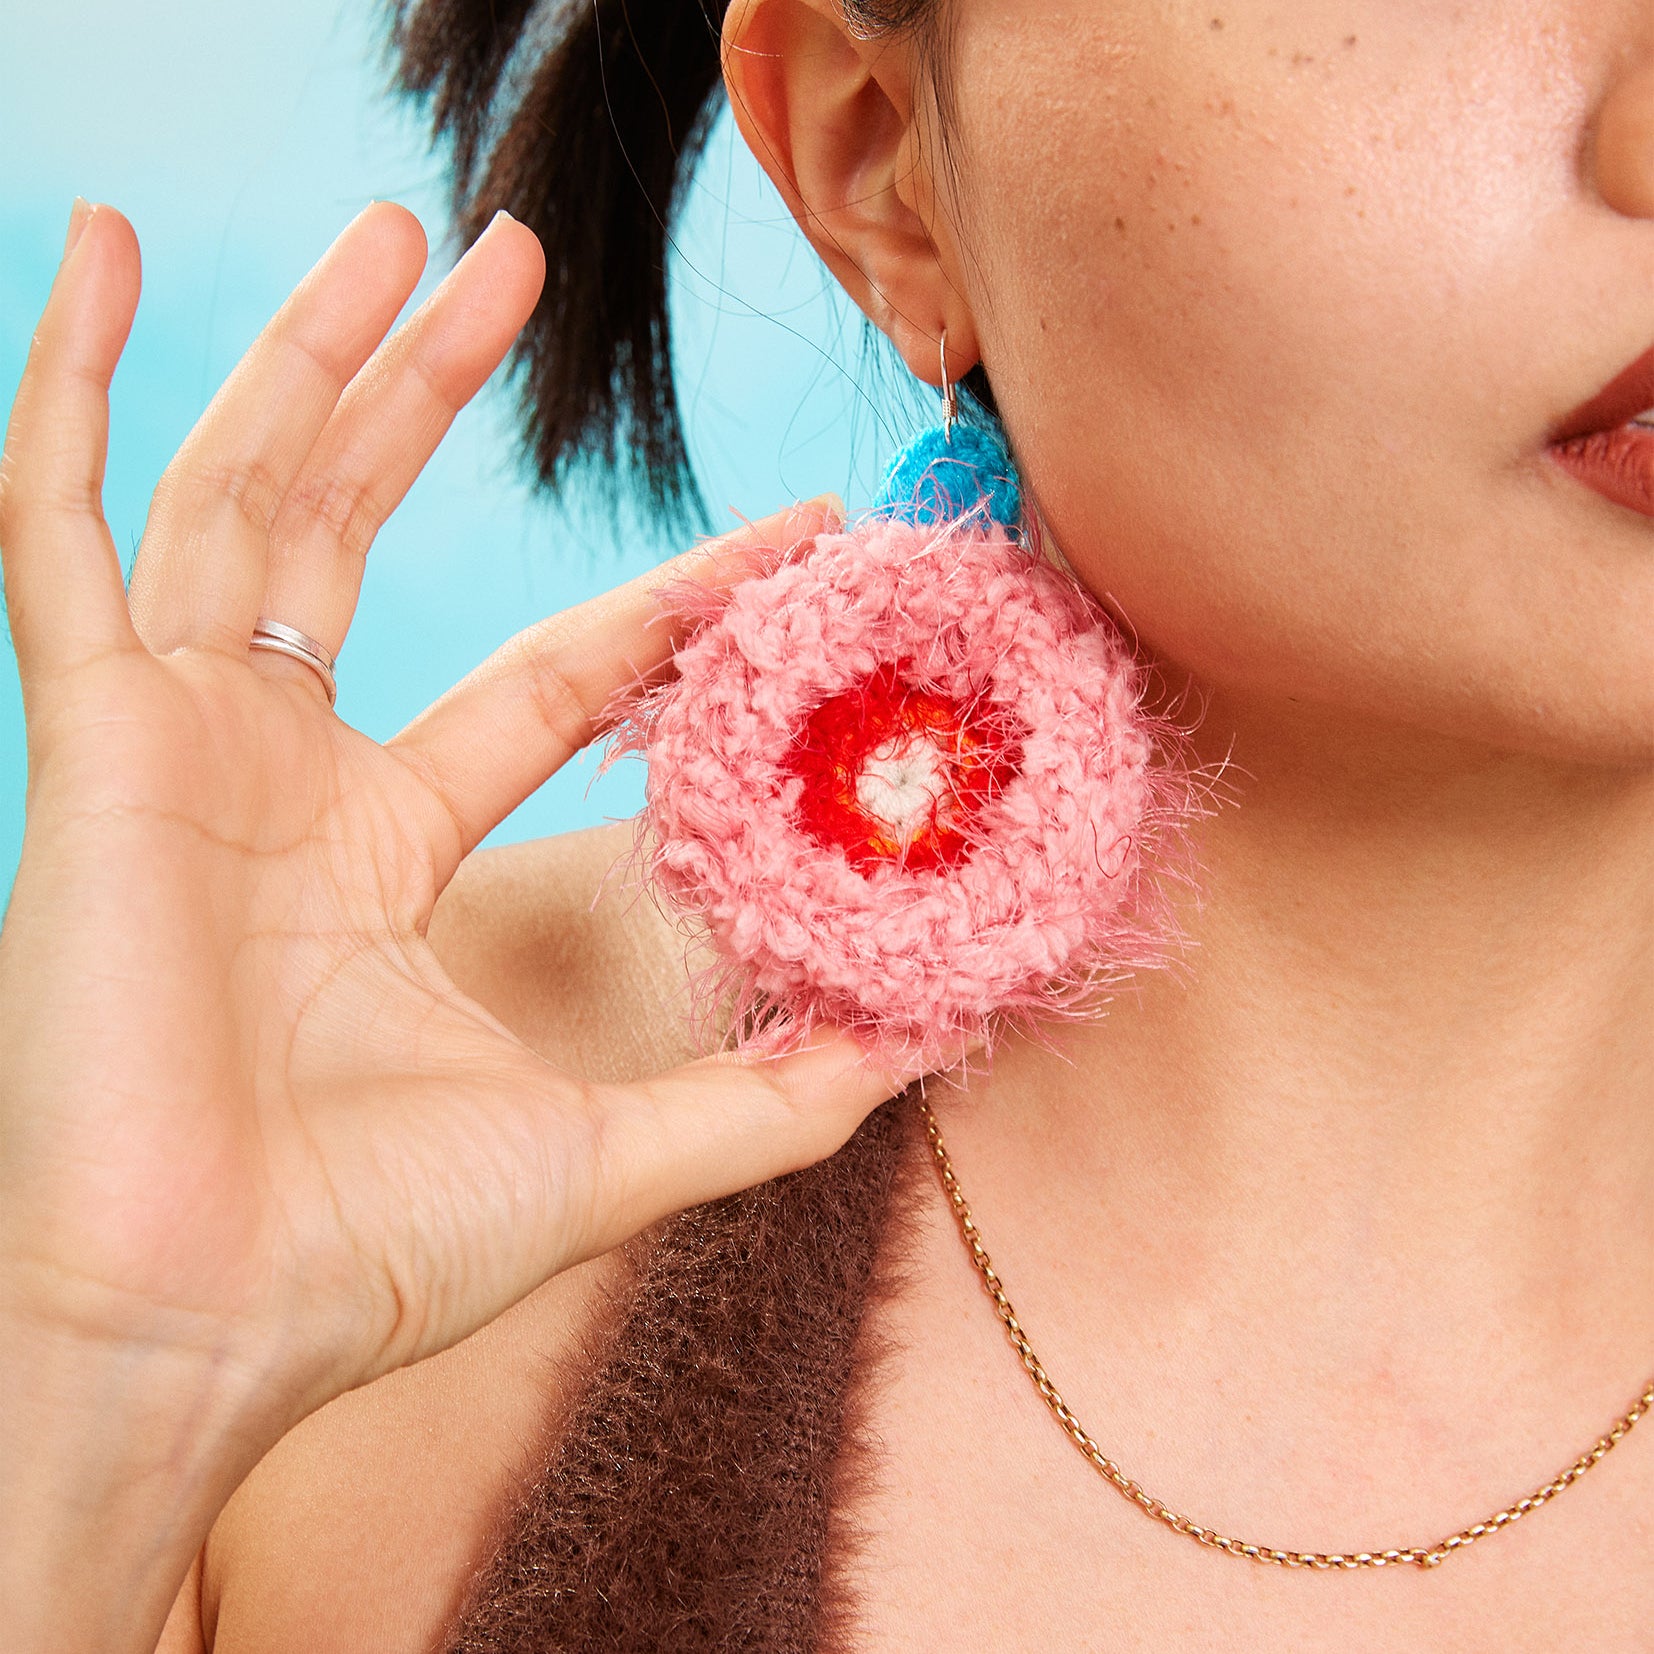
[854,734,954,844]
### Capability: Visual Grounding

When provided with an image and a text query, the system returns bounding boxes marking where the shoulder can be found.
[427,822,699,1079]
[196,824,698,1654]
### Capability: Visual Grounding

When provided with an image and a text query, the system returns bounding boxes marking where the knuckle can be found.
[561,1076,624,1262]
[516,633,596,747]
[0,443,94,519]
[275,471,386,564]
[165,453,289,540]
[0,461,102,546]
[278,325,367,402]
[389,741,470,869]
[405,346,465,417]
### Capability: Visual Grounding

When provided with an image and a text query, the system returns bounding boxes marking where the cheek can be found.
[950,1,1654,761]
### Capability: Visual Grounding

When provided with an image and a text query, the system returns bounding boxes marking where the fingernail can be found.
[807,491,846,526]
[462,209,516,256]
[63,197,93,260]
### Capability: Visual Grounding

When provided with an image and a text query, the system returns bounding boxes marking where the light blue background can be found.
[0,0,915,890]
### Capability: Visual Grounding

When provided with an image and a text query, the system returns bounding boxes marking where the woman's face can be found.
[914,0,1654,766]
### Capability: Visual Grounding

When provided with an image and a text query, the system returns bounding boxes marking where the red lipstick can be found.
[1549,341,1654,519]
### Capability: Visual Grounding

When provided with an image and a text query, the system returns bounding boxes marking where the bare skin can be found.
[0,203,911,1654]
[206,2,1654,1646]
[8,0,1654,1648]
[718,0,1654,1641]
[168,829,674,1654]
[176,808,1654,1652]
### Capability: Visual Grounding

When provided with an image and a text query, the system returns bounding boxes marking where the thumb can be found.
[351,1025,930,1382]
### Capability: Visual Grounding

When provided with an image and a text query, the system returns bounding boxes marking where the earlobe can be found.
[720,0,981,388]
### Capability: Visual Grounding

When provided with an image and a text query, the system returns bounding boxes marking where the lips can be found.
[1549,341,1654,519]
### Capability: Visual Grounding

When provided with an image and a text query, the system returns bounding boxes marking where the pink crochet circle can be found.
[631,514,1158,1063]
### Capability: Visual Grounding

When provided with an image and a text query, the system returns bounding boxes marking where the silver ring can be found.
[248,617,338,706]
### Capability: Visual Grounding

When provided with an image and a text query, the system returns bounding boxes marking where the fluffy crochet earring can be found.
[608,342,1197,1069]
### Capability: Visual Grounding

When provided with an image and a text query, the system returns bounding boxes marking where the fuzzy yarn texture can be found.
[438,1093,921,1654]
[609,511,1190,1066]
[874,422,1021,529]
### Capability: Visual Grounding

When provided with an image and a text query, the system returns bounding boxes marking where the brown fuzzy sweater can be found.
[438,1087,922,1653]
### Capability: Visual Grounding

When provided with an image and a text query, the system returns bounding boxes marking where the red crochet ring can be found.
[782,660,1023,875]
[608,509,1193,1067]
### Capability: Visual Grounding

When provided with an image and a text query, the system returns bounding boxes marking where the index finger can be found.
[387,496,845,881]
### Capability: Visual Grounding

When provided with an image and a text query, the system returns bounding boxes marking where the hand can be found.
[0,200,898,1652]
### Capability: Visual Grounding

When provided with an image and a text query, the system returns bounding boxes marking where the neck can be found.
[959,689,1654,1379]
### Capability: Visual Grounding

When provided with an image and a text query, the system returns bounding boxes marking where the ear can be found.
[721,0,980,393]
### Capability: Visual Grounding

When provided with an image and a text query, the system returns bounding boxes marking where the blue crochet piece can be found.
[871,422,1022,532]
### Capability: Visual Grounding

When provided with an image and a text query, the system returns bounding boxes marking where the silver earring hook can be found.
[939,329,958,443]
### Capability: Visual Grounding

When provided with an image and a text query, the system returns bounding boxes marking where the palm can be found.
[16,553,523,1392]
[0,201,895,1442]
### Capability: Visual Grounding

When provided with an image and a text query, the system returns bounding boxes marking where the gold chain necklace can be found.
[916,1094,1654,1571]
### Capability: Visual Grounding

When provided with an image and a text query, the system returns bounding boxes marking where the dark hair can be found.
[392,0,990,526]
